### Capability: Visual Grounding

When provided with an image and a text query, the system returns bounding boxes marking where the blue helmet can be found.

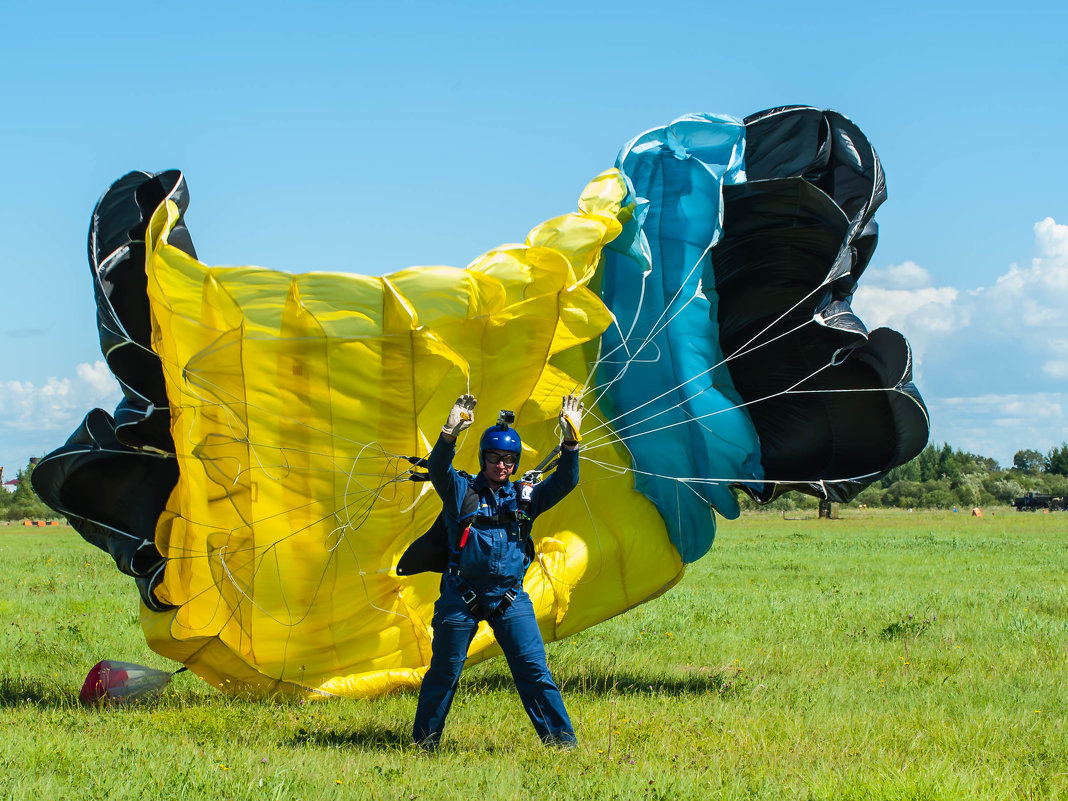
[479,425,522,474]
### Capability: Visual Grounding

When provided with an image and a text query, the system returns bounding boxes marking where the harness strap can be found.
[446,479,484,568]
[471,510,527,528]
[491,586,519,622]
[446,569,520,623]
[442,475,530,622]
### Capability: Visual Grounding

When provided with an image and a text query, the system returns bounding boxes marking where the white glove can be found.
[560,394,584,444]
[443,394,477,436]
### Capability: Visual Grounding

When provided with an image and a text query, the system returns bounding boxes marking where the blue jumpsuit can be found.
[412,434,579,748]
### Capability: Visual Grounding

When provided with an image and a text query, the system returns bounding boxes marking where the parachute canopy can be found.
[34,107,927,698]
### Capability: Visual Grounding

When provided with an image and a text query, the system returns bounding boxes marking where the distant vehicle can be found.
[1012,492,1068,511]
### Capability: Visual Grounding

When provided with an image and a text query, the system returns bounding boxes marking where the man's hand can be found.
[442,394,477,438]
[560,394,584,446]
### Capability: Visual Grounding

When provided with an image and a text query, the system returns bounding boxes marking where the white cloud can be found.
[851,285,960,336]
[927,393,1067,466]
[0,361,121,473]
[0,361,120,432]
[852,218,1068,461]
[854,218,1068,372]
[1042,339,1068,378]
[861,260,934,290]
[77,360,121,398]
[975,218,1068,330]
[1034,216,1068,261]
[0,373,106,435]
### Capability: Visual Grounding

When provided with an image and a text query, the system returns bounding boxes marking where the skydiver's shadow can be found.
[286,666,742,753]
[0,675,76,709]
[464,666,745,698]
[292,724,412,750]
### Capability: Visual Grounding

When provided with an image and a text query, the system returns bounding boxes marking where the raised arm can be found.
[527,394,584,518]
[427,394,477,516]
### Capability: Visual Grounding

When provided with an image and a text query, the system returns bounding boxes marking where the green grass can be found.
[1,509,1065,800]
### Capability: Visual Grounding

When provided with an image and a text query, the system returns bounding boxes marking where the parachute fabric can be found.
[136,168,682,697]
[33,107,928,700]
[594,108,928,562]
[596,113,759,562]
[710,107,929,500]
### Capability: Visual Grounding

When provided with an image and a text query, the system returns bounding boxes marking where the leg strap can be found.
[486,586,518,623]
[447,571,519,623]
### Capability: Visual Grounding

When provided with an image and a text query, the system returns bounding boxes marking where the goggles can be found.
[484,451,519,467]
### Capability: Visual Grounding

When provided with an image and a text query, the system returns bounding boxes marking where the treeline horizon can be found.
[741,442,1068,512]
[5,443,1068,521]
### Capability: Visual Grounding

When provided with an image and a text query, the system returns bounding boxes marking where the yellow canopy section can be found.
[140,169,684,698]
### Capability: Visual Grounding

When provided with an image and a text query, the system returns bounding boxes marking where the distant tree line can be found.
[0,460,54,521]
[741,442,1068,512]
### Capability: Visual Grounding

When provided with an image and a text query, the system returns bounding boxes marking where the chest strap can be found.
[471,510,527,529]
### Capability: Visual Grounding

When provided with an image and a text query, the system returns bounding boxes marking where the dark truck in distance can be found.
[1012,492,1068,511]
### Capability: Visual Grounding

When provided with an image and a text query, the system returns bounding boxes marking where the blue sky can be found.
[2,0,1067,477]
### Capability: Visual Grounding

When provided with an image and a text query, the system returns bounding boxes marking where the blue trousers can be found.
[413,580,576,748]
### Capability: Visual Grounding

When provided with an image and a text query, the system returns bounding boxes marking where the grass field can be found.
[1,509,1065,800]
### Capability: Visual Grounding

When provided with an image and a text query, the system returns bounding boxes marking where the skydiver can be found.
[410,393,584,751]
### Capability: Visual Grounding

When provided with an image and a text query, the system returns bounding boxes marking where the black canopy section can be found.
[89,170,194,449]
[31,410,179,611]
[708,106,929,502]
[32,171,194,610]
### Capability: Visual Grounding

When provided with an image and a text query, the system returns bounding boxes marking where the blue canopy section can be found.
[596,114,764,562]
